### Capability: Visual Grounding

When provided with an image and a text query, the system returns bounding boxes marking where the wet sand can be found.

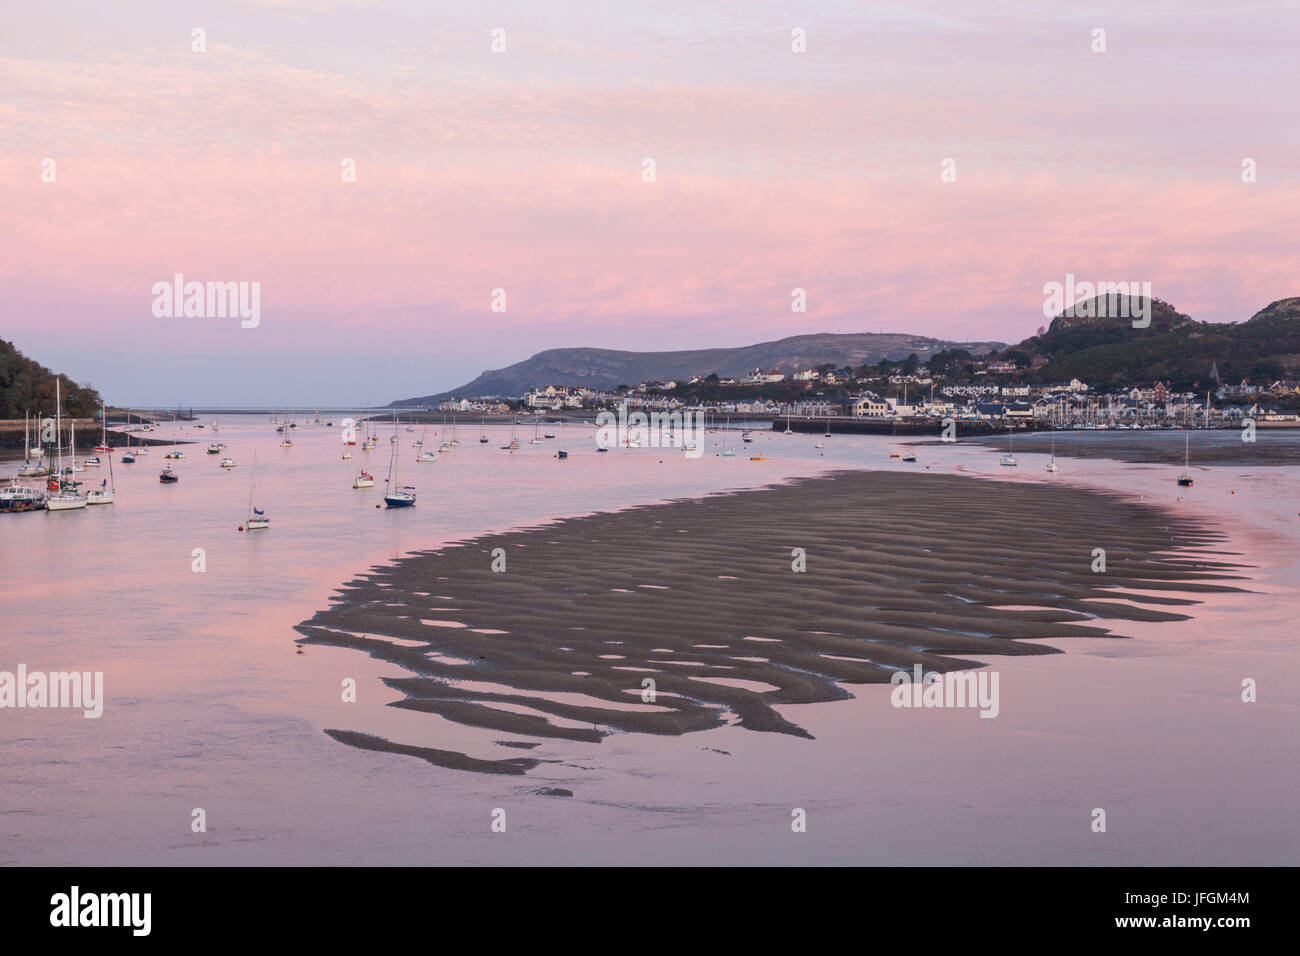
[295,471,1248,773]
[962,428,1300,465]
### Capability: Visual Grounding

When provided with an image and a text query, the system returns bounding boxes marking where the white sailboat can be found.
[133,411,150,455]
[1046,430,1060,472]
[361,408,376,450]
[87,454,115,505]
[46,381,87,511]
[245,454,269,529]
[999,425,1018,466]
[721,417,736,457]
[17,411,41,476]
[94,403,111,452]
[165,415,185,458]
[68,421,86,471]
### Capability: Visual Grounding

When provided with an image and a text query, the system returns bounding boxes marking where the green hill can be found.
[997,297,1300,390]
[0,340,104,419]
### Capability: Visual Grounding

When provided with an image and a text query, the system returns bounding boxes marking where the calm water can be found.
[2,417,1296,864]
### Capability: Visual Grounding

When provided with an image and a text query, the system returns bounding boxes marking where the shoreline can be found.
[296,469,1249,776]
[958,429,1300,465]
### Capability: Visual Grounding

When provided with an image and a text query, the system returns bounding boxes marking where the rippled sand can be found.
[295,471,1247,774]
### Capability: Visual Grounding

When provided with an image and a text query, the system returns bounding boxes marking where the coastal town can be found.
[434,360,1300,429]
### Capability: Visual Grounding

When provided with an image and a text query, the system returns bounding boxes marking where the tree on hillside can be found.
[0,340,103,419]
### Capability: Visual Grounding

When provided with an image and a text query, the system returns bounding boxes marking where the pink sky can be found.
[2,0,1297,404]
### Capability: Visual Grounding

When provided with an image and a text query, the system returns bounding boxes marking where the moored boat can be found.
[384,419,416,507]
[1,481,46,513]
[244,454,269,529]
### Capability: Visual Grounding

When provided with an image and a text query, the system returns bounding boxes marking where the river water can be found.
[1,416,1295,864]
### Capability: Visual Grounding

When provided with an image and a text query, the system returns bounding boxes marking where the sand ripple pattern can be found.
[296,472,1247,773]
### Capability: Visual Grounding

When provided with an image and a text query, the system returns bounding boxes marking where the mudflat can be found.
[296,470,1247,773]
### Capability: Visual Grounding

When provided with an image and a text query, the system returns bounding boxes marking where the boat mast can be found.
[55,379,63,475]
[248,455,257,522]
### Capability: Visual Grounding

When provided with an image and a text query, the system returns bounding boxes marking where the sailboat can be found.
[18,411,41,476]
[383,418,416,507]
[417,429,438,461]
[133,411,150,455]
[46,380,88,511]
[999,426,1018,466]
[121,411,137,463]
[94,403,111,452]
[360,408,376,450]
[1046,430,1060,472]
[1177,430,1194,486]
[280,413,294,447]
[501,419,520,450]
[353,469,374,488]
[245,454,269,529]
[450,419,460,446]
[721,417,737,457]
[165,416,186,458]
[68,421,86,471]
[784,412,793,434]
[87,454,115,505]
[529,416,543,444]
[479,415,489,443]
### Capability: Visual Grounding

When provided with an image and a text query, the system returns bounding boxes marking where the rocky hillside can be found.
[994,296,1300,390]
[394,331,1006,403]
